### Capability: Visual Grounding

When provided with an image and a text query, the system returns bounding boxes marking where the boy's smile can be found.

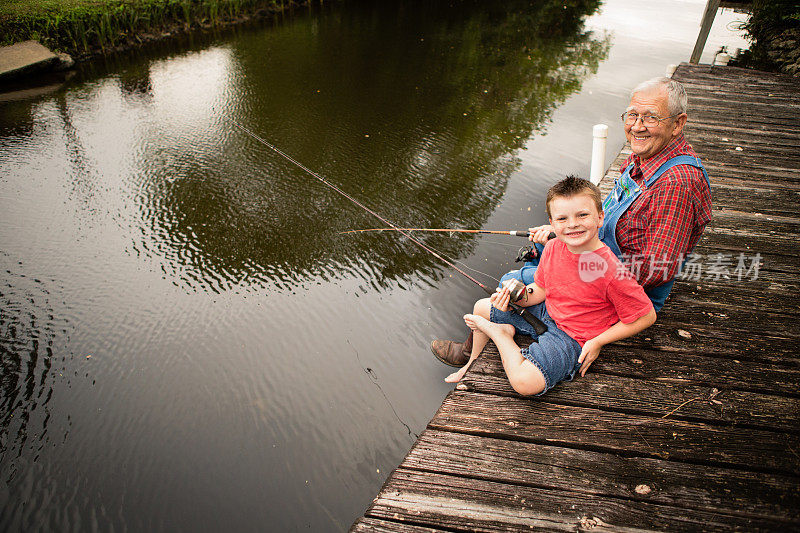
[548,194,604,253]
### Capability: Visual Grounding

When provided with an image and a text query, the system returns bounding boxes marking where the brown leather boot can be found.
[430,331,473,367]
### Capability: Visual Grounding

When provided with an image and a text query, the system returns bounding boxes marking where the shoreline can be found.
[0,0,315,66]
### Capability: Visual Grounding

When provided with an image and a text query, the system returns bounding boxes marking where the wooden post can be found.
[690,0,721,64]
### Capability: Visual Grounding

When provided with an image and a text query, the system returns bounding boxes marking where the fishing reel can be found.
[502,278,529,303]
[515,245,539,263]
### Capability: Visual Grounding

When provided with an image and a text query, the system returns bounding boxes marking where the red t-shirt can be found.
[533,239,653,345]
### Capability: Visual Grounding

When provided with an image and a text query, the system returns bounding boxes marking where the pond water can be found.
[0,0,747,530]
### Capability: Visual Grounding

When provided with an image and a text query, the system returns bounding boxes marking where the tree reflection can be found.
[135,0,609,293]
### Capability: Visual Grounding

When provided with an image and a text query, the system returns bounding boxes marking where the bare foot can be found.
[463,314,515,339]
[444,364,470,383]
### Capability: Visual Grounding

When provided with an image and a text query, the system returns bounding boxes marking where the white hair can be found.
[631,77,687,115]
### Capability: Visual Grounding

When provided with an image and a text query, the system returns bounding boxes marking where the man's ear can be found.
[671,113,687,137]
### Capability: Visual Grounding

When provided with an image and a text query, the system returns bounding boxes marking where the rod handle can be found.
[510,303,548,335]
[511,231,557,240]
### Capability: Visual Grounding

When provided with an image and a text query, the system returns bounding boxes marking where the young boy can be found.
[444,176,656,396]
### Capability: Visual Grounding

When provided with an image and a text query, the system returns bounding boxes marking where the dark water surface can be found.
[0,1,747,530]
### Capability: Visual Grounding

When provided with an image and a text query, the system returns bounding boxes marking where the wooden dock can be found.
[351,63,800,532]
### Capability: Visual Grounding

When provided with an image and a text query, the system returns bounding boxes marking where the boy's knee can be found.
[474,298,491,317]
[507,361,546,396]
[509,378,545,397]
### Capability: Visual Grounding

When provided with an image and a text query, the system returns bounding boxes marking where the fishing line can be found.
[227,118,492,290]
[340,227,531,237]
[481,239,526,249]
[348,340,418,440]
[425,248,501,285]
[226,118,547,334]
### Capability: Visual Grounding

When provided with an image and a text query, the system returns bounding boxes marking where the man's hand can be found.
[490,286,511,312]
[528,225,554,245]
[578,338,603,377]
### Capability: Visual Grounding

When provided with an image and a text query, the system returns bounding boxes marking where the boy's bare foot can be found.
[463,314,515,339]
[444,363,471,383]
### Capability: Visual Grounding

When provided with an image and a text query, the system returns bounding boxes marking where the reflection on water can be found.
[0,0,608,530]
[127,0,609,294]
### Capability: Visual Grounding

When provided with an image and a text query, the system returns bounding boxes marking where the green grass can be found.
[0,0,285,56]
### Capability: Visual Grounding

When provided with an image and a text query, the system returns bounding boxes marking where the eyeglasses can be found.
[621,112,681,127]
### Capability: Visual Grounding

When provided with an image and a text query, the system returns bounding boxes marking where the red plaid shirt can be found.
[616,134,712,288]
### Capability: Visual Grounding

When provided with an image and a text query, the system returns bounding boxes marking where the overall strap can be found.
[645,155,709,188]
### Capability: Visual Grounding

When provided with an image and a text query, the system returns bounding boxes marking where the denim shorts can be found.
[489,302,582,395]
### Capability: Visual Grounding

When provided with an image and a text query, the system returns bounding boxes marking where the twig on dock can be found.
[661,388,723,419]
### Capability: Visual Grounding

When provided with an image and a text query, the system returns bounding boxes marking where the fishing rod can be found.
[340,228,533,237]
[342,227,558,265]
[226,118,547,335]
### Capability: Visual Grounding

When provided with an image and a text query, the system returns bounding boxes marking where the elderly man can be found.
[432,76,712,368]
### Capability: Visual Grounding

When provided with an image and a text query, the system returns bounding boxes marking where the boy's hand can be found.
[577,338,602,377]
[490,286,511,312]
[528,224,554,245]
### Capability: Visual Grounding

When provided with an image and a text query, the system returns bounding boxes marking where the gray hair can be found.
[631,77,687,115]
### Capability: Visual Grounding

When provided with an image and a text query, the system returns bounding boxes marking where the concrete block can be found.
[0,41,59,82]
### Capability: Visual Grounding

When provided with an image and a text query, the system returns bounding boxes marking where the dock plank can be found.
[402,430,800,523]
[430,391,800,474]
[460,353,800,432]
[351,517,447,532]
[591,345,800,397]
[616,319,800,366]
[366,469,790,532]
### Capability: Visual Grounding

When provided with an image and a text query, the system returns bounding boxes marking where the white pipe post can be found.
[590,124,608,185]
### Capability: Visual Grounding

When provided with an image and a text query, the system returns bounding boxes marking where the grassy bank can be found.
[0,0,301,58]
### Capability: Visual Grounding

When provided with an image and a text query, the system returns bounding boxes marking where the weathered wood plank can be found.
[668,277,800,316]
[710,209,800,231]
[351,517,447,532]
[689,118,800,134]
[679,71,800,90]
[677,62,800,79]
[676,63,800,84]
[459,353,800,432]
[689,147,800,173]
[401,430,800,523]
[367,469,791,532]
[706,183,800,218]
[691,143,800,164]
[429,391,800,474]
[655,304,800,340]
[616,318,800,366]
[683,89,800,107]
[684,87,800,105]
[689,126,800,147]
[706,161,800,182]
[593,345,800,397]
[688,245,798,273]
[699,212,800,257]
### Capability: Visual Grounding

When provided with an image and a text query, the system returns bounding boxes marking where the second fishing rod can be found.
[227,118,547,335]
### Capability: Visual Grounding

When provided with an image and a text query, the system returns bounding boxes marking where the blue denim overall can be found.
[501,155,709,311]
